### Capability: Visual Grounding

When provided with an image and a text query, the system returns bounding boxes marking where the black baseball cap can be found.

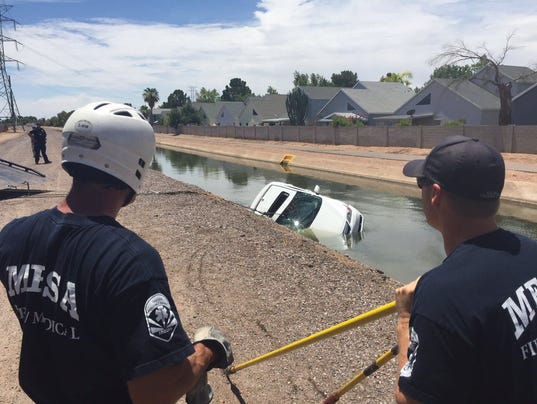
[403,135,505,200]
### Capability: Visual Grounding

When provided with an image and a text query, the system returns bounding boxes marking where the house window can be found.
[417,94,431,105]
[347,102,355,111]
[253,109,258,116]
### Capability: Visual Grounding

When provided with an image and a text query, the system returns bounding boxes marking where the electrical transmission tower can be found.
[0,3,22,131]
[188,86,197,101]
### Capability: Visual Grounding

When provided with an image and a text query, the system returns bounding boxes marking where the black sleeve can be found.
[108,280,194,380]
[97,247,195,381]
[398,314,476,403]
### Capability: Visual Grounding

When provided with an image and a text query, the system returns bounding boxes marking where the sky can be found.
[1,0,537,119]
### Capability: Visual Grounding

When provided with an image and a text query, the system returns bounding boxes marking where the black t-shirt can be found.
[0,208,194,403]
[399,228,537,403]
[30,127,46,144]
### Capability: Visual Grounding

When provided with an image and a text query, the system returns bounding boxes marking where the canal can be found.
[151,147,537,283]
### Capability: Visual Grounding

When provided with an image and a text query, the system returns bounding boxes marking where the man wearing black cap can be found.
[394,136,537,403]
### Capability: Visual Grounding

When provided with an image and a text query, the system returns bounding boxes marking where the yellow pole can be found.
[227,301,396,374]
[322,345,399,403]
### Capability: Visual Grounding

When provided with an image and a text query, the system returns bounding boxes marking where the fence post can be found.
[511,125,516,153]
[333,126,337,145]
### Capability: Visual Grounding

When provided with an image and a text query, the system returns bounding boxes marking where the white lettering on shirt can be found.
[521,337,537,360]
[5,264,78,321]
[502,277,537,340]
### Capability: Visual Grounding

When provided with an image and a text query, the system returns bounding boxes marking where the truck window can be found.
[266,191,290,217]
[276,192,322,229]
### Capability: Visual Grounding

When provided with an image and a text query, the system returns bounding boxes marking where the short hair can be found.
[444,190,500,218]
[63,162,131,191]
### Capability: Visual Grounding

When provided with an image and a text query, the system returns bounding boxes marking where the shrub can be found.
[332,116,365,127]
[442,120,465,126]
[396,118,412,126]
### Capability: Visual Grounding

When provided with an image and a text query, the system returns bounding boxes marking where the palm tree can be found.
[143,88,159,124]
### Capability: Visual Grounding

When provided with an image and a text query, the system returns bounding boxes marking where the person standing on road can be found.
[0,102,232,404]
[27,122,51,164]
[394,135,537,403]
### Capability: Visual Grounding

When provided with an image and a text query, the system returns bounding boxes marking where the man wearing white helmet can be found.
[0,102,232,403]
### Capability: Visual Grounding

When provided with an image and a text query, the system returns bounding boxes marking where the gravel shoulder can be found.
[1,128,537,403]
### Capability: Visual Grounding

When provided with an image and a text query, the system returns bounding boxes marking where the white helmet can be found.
[62,101,155,193]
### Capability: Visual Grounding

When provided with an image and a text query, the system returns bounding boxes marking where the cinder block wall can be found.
[170,125,537,154]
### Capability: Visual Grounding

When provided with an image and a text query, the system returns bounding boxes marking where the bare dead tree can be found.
[430,33,526,125]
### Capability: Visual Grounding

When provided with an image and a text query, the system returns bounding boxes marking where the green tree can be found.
[139,105,150,119]
[180,104,203,125]
[331,70,358,87]
[293,71,332,87]
[429,64,482,80]
[380,71,413,87]
[293,71,309,86]
[285,87,308,126]
[221,78,252,101]
[168,109,182,128]
[430,33,521,125]
[161,89,189,108]
[46,110,73,127]
[310,73,331,86]
[17,115,38,125]
[266,85,278,95]
[196,87,220,103]
[168,105,204,128]
[142,87,159,124]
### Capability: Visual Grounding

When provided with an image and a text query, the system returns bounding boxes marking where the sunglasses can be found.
[417,177,434,189]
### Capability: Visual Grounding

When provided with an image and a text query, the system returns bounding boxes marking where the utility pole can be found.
[0,4,22,132]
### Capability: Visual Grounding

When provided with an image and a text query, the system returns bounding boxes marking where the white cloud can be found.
[4,0,537,118]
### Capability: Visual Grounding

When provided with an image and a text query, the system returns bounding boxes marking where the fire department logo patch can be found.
[144,293,178,342]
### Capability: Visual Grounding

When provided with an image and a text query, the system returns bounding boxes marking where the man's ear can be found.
[430,183,442,206]
[122,190,136,207]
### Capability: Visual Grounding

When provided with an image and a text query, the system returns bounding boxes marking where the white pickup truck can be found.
[250,182,364,240]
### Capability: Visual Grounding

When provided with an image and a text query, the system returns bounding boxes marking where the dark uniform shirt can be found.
[0,208,194,403]
[399,228,537,403]
[29,127,47,145]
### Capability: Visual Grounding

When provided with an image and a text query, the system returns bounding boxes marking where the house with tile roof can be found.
[215,101,245,126]
[316,81,415,125]
[298,86,341,125]
[384,78,501,125]
[513,83,537,125]
[383,64,537,125]
[470,65,537,98]
[191,101,246,125]
[191,102,222,125]
[238,94,289,126]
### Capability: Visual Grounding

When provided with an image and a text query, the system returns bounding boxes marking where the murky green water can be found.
[152,147,537,283]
